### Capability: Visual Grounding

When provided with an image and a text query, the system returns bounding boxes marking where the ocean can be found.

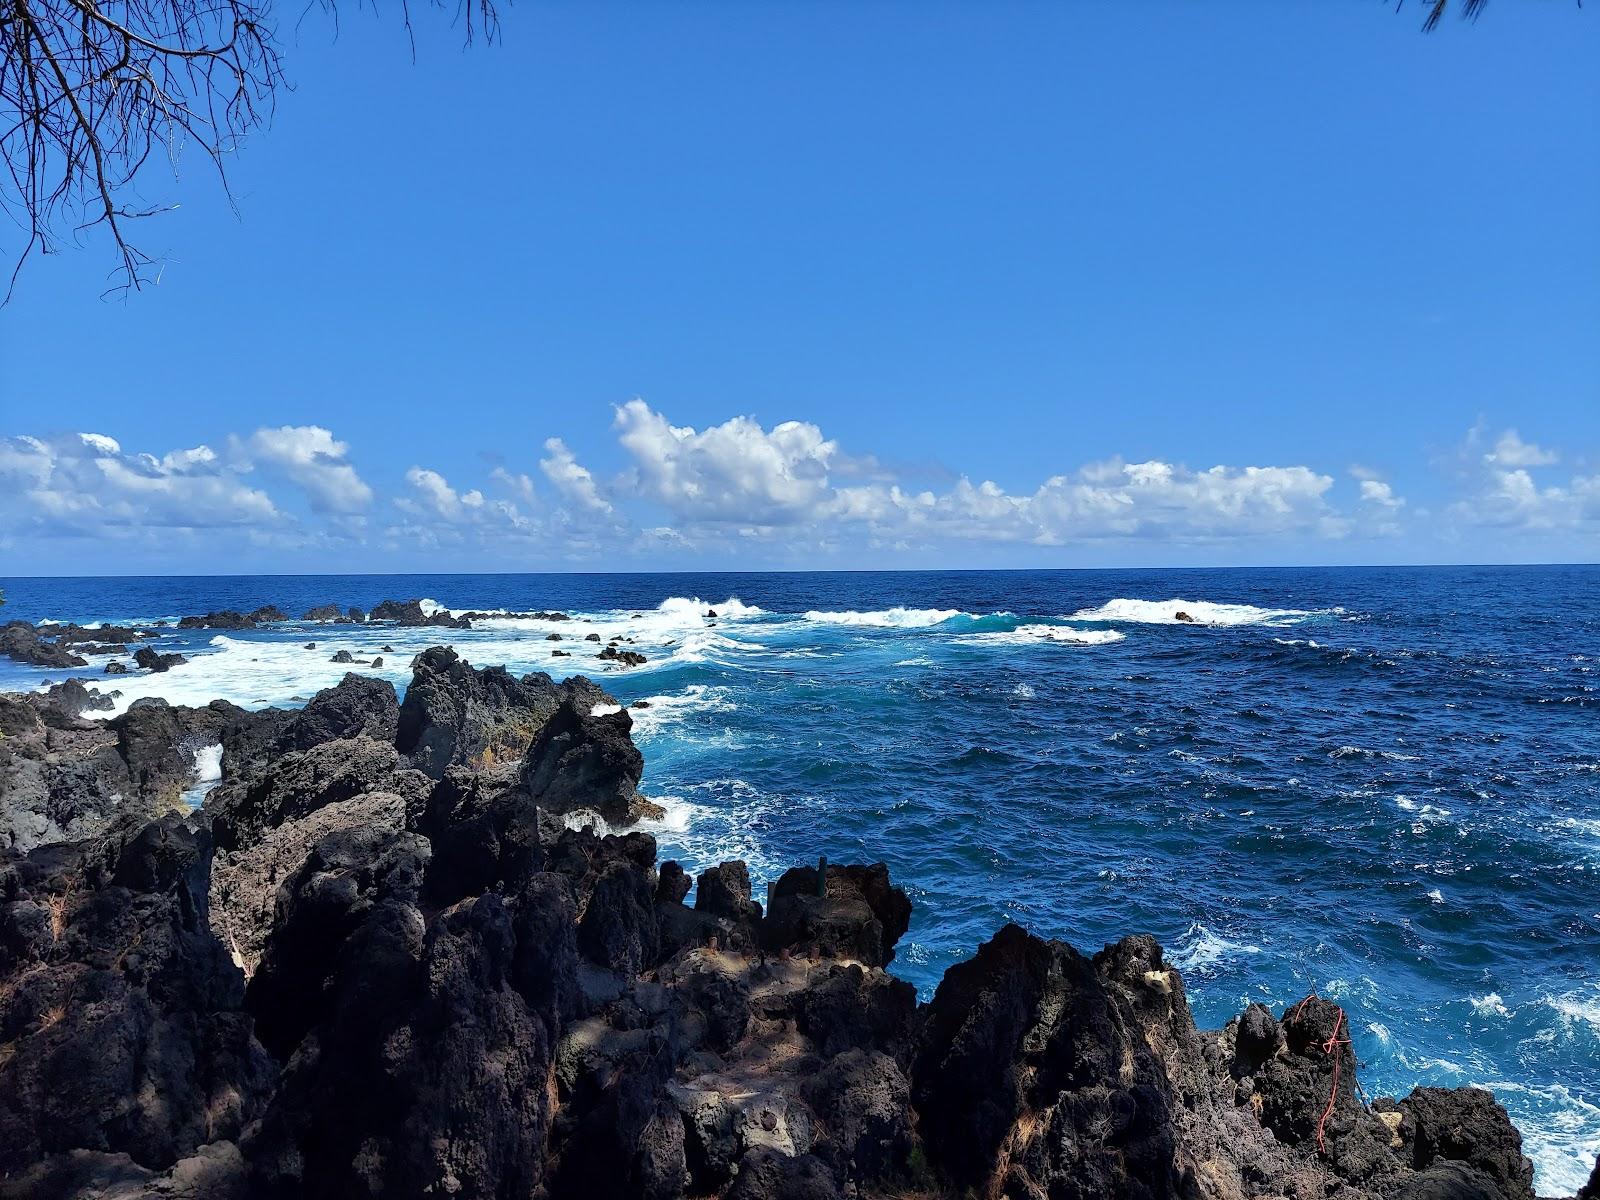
[1,566,1596,1192]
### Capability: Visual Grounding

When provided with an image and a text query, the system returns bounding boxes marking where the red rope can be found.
[1289,994,1353,1156]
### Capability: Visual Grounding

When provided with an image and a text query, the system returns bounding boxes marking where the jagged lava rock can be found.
[763,862,910,967]
[395,646,615,778]
[517,698,645,826]
[0,814,275,1175]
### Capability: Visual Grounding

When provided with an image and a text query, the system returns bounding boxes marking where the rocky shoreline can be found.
[0,644,1595,1200]
[1,600,651,683]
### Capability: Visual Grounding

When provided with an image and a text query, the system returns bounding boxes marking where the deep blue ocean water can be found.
[2,566,1596,1192]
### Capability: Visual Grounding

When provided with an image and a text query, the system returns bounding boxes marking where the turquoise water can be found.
[1,567,1596,1192]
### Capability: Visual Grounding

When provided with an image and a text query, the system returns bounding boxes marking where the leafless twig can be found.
[1,0,498,300]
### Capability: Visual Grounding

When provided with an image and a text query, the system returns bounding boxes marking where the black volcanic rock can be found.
[0,814,275,1176]
[0,648,1557,1200]
[206,736,430,854]
[1396,1087,1536,1200]
[300,604,345,622]
[0,696,234,852]
[1,621,87,668]
[764,862,910,968]
[517,698,644,826]
[395,646,617,779]
[275,673,398,752]
[418,766,545,907]
[697,860,763,925]
[244,832,557,1200]
[368,598,470,629]
[178,610,255,630]
[133,646,188,672]
[37,678,115,718]
[244,824,431,1060]
[912,925,1192,1197]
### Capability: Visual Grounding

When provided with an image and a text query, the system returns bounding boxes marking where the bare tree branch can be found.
[0,0,498,300]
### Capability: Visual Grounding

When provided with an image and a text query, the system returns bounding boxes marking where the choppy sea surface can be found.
[2,567,1597,1192]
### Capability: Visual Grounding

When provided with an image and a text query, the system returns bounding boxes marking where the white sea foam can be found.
[954,624,1126,648]
[802,607,968,628]
[1070,598,1334,627]
[1169,923,1261,972]
[1545,986,1600,1034]
[179,742,224,809]
[1479,1080,1600,1195]
[78,634,419,716]
[1393,796,1452,826]
[1012,683,1036,700]
[1470,993,1511,1017]
[626,685,738,738]
[1333,745,1421,762]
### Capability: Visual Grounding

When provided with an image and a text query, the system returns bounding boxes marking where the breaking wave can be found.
[1070,598,1335,627]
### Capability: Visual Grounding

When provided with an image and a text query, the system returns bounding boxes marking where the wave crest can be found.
[803,607,968,628]
[1070,598,1334,627]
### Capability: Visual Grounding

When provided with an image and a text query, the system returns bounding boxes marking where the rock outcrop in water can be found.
[1,621,90,669]
[133,646,188,672]
[369,598,472,629]
[177,608,286,631]
[0,645,1584,1200]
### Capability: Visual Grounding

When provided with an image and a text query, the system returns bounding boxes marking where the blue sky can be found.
[1,1,1596,574]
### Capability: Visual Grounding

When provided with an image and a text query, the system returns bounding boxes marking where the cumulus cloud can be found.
[246,425,373,514]
[613,400,837,524]
[540,438,612,514]
[1448,426,1596,535]
[395,465,536,539]
[823,460,1341,545]
[0,431,279,534]
[1483,429,1558,469]
[6,412,1589,567]
[601,400,1346,545]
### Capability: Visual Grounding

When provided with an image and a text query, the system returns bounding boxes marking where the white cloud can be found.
[613,399,837,524]
[8,413,1587,568]
[539,438,612,514]
[395,466,535,540]
[1442,426,1594,537]
[247,425,374,514]
[0,432,280,533]
[490,466,540,505]
[1358,479,1405,510]
[1484,430,1557,469]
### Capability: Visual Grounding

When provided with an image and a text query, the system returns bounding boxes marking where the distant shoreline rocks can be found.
[178,607,288,630]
